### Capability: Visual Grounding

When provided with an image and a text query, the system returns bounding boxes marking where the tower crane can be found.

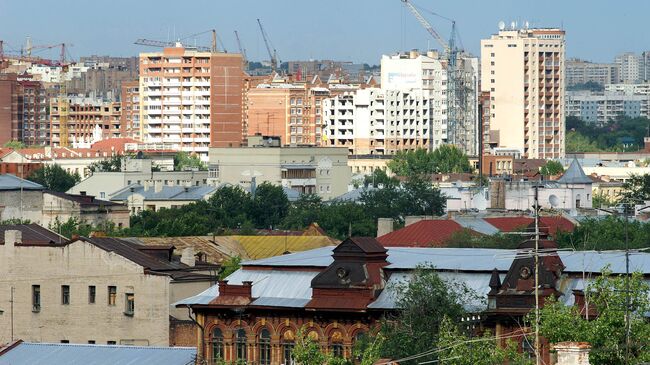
[234,30,248,70]
[256,19,279,74]
[134,29,220,52]
[400,0,464,150]
[57,43,71,147]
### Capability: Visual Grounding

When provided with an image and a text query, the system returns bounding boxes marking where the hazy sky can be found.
[2,0,648,64]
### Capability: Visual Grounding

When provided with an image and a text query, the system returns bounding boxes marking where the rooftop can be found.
[0,341,196,365]
[0,174,43,191]
[110,184,217,201]
[0,224,67,246]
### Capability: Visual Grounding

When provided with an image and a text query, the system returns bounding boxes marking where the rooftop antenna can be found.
[498,21,506,31]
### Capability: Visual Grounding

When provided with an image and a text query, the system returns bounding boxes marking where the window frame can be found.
[124,293,135,316]
[235,328,247,362]
[32,285,41,312]
[108,286,117,306]
[61,285,70,305]
[88,285,96,304]
[258,328,271,365]
[211,328,224,363]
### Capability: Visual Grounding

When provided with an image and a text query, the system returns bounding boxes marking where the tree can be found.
[554,216,650,251]
[3,140,25,149]
[620,173,650,203]
[27,164,80,192]
[174,151,207,171]
[282,194,324,230]
[291,328,330,365]
[48,216,120,239]
[537,269,650,365]
[379,266,475,362]
[437,316,531,365]
[566,131,601,153]
[387,146,472,178]
[88,155,123,173]
[539,160,564,177]
[219,256,242,279]
[251,182,289,229]
[363,169,399,188]
[592,191,617,208]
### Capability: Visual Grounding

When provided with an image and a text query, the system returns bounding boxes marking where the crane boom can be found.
[134,38,213,52]
[256,18,278,73]
[234,31,248,68]
[400,0,448,53]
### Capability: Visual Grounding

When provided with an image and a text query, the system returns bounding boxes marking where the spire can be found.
[557,158,592,184]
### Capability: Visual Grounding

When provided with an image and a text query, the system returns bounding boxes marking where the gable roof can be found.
[0,341,196,365]
[110,184,217,201]
[0,224,67,245]
[0,174,43,191]
[377,219,465,247]
[557,159,593,184]
[483,216,575,236]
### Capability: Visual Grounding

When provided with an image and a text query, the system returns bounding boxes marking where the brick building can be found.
[50,96,121,147]
[120,80,140,139]
[139,45,245,161]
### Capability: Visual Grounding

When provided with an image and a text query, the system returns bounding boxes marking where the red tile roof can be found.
[377,219,465,247]
[90,137,139,154]
[483,216,574,236]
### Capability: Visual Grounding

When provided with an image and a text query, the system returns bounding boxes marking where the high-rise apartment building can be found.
[50,97,121,147]
[120,80,140,140]
[566,91,647,125]
[139,46,245,161]
[480,27,566,159]
[0,74,49,146]
[565,59,616,86]
[615,52,640,84]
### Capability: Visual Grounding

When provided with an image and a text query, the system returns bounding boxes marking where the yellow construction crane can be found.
[58,43,70,147]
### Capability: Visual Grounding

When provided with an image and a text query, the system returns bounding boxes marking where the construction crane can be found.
[234,30,248,70]
[256,19,279,74]
[134,29,219,52]
[400,0,464,151]
[57,43,71,147]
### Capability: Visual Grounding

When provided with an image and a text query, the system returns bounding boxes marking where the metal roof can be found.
[557,159,593,184]
[110,184,217,201]
[0,174,43,191]
[0,342,196,365]
[0,224,67,245]
[452,217,500,235]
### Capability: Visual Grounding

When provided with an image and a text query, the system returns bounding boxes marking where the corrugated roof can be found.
[452,216,500,235]
[557,159,593,184]
[483,216,575,236]
[0,342,196,365]
[110,184,217,201]
[235,235,335,260]
[0,174,43,191]
[0,224,67,245]
[87,237,186,274]
[377,219,465,247]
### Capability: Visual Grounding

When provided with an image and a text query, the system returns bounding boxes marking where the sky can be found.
[1,0,649,65]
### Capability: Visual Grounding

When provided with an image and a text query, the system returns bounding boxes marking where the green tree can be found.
[537,269,650,365]
[387,146,472,178]
[620,173,650,203]
[565,131,601,153]
[292,328,330,365]
[437,316,531,365]
[592,191,617,208]
[88,155,123,173]
[174,151,207,171]
[282,194,324,230]
[539,160,565,176]
[48,216,120,239]
[251,182,289,229]
[363,169,399,188]
[218,256,242,279]
[379,266,475,362]
[27,164,81,192]
[554,216,650,251]
[3,140,26,149]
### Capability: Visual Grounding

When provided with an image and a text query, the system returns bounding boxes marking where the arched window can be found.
[282,330,295,365]
[329,331,343,358]
[236,328,247,362]
[211,328,223,363]
[258,328,271,365]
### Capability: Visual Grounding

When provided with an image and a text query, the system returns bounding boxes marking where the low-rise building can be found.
[42,191,130,229]
[0,174,44,223]
[208,135,350,199]
[109,183,217,214]
[68,157,208,199]
[0,226,218,346]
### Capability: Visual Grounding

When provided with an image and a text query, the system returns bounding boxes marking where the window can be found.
[211,328,224,363]
[124,293,134,316]
[259,329,271,365]
[88,340,95,344]
[32,285,41,312]
[107,341,116,345]
[283,341,295,365]
[330,344,343,358]
[88,286,96,304]
[236,328,247,362]
[61,340,69,344]
[108,286,117,306]
[61,285,70,305]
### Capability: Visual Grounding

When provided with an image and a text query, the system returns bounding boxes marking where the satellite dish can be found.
[524,21,530,29]
[549,194,560,208]
[511,21,516,30]
[498,21,506,31]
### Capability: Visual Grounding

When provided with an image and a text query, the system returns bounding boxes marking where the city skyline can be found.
[2,0,649,64]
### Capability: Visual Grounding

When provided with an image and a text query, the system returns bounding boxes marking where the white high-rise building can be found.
[481,27,566,159]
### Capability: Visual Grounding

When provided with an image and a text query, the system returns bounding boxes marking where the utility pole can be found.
[10,286,15,341]
[534,185,541,365]
[624,202,630,365]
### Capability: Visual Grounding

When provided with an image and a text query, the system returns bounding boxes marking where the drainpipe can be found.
[187,305,206,365]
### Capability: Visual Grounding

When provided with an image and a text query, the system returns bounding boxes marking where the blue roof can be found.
[0,342,196,365]
[557,159,593,184]
[110,184,217,201]
[0,174,43,191]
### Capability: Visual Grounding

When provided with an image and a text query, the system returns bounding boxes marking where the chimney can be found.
[644,136,650,152]
[376,218,394,237]
[552,342,591,365]
[4,230,22,247]
[154,180,162,193]
[409,49,420,59]
[143,180,151,191]
[180,247,195,267]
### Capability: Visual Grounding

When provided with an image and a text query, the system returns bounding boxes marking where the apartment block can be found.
[120,80,140,140]
[0,74,49,146]
[566,90,648,124]
[246,80,332,146]
[50,96,121,147]
[481,27,566,159]
[139,45,245,161]
[615,52,640,84]
[605,82,650,95]
[565,59,616,86]
[0,74,22,144]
